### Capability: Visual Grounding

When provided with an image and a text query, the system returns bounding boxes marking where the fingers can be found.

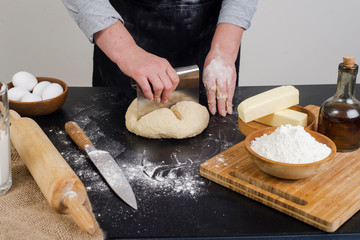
[216,73,236,116]
[158,70,174,103]
[207,82,232,117]
[137,77,154,101]
[151,65,178,104]
[135,64,178,103]
[204,67,231,116]
[203,69,217,115]
[226,74,236,115]
[167,66,180,91]
[206,85,217,115]
[148,74,163,103]
[216,84,228,117]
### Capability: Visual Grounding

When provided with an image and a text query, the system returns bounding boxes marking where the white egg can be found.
[8,87,30,101]
[21,93,42,102]
[41,83,63,100]
[12,71,38,91]
[33,81,51,96]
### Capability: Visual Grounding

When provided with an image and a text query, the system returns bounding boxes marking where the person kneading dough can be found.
[125,99,209,139]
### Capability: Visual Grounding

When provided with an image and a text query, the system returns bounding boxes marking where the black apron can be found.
[93,0,240,103]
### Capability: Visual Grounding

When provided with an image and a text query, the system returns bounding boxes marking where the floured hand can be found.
[202,23,243,117]
[203,53,236,116]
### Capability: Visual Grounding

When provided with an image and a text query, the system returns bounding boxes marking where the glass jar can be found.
[318,57,360,152]
[0,82,11,195]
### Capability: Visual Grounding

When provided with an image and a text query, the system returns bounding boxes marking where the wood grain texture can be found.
[9,109,21,124]
[10,117,96,234]
[238,105,316,136]
[8,77,68,117]
[200,105,359,232]
[65,121,93,151]
[63,193,96,235]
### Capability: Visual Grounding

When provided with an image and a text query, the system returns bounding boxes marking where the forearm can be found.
[210,23,244,62]
[94,20,136,66]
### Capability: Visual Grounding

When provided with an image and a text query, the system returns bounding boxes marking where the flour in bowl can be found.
[250,125,331,164]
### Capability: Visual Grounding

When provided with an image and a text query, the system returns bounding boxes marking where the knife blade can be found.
[137,65,200,117]
[65,121,138,210]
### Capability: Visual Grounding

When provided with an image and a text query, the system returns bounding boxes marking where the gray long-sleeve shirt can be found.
[62,0,258,43]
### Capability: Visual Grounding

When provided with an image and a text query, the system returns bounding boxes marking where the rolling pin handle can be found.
[62,192,96,235]
[9,109,21,124]
[65,121,94,151]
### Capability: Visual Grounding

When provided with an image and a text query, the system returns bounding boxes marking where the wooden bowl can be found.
[238,105,316,136]
[244,127,336,180]
[7,77,68,116]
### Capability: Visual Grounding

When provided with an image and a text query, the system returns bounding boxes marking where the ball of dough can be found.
[125,99,209,139]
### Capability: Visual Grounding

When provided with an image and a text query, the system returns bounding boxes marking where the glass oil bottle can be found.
[318,56,360,152]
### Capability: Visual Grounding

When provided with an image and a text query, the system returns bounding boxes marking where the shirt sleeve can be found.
[218,0,258,30]
[61,0,123,43]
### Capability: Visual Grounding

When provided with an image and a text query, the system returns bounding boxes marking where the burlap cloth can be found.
[0,146,104,240]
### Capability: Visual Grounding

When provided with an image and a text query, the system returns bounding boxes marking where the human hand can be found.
[203,23,243,117]
[94,21,179,104]
[116,44,180,104]
[203,52,236,117]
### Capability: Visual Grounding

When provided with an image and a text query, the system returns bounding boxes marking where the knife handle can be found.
[65,121,93,151]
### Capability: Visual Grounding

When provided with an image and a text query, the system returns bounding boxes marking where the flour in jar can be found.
[0,129,10,186]
[250,125,332,164]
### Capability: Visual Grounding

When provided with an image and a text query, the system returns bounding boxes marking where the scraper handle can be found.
[65,121,93,151]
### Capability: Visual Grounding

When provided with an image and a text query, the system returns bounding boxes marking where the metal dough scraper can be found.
[137,65,199,117]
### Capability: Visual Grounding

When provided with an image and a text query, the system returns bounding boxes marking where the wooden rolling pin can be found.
[9,110,96,235]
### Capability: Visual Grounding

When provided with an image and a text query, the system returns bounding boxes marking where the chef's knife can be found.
[136,65,200,117]
[65,121,138,210]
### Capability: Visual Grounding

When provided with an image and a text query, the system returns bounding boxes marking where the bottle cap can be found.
[343,56,356,68]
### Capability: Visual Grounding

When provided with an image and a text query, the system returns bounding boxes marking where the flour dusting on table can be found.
[47,92,211,207]
[40,89,244,232]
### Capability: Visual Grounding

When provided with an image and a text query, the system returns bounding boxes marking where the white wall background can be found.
[240,0,360,86]
[1,0,359,87]
[0,0,92,86]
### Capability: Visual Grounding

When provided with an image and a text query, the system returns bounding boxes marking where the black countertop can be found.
[32,84,360,240]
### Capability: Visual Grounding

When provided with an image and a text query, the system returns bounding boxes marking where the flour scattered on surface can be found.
[38,88,245,234]
[216,156,224,162]
[135,153,208,198]
[50,91,209,204]
[212,154,229,166]
[123,161,207,198]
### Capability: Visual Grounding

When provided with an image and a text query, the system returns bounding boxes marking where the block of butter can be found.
[255,108,307,127]
[237,85,299,123]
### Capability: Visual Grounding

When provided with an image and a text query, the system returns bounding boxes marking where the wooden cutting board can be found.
[200,105,360,232]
